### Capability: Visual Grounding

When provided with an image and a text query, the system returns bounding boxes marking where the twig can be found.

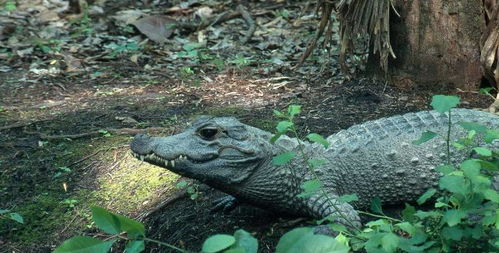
[237,4,256,44]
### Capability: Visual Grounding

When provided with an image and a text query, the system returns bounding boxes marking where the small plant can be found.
[229,55,252,68]
[53,166,72,178]
[1,1,16,12]
[0,105,6,112]
[176,180,199,200]
[98,129,112,137]
[105,42,140,58]
[0,209,24,224]
[61,199,78,208]
[272,9,290,19]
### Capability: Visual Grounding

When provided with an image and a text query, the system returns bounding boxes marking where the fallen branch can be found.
[24,127,167,140]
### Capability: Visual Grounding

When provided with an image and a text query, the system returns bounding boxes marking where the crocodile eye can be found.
[199,128,218,140]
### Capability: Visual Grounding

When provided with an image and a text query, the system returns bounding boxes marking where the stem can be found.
[446,110,452,165]
[357,211,402,223]
[143,237,190,253]
[290,126,362,233]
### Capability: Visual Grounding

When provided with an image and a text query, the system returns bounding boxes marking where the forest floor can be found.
[0,0,495,252]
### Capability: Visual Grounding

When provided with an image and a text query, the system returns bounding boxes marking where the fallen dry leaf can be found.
[132,15,177,43]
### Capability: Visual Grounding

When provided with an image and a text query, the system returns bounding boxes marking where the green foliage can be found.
[0,209,24,224]
[201,229,258,253]
[229,56,252,68]
[176,180,199,200]
[276,227,349,253]
[105,42,140,58]
[54,95,498,252]
[1,1,16,12]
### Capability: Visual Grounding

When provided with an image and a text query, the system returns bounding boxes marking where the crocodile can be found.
[131,109,498,227]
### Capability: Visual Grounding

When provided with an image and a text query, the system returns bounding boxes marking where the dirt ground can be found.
[0,0,495,252]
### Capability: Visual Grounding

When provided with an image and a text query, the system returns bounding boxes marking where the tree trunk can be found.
[368,0,487,90]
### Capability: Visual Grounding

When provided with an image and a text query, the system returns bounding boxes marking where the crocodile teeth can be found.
[171,160,175,167]
[140,155,145,161]
[165,161,169,167]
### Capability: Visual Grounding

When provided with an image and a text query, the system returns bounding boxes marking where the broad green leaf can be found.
[485,129,499,143]
[53,236,116,253]
[298,179,322,198]
[202,234,236,253]
[395,222,416,236]
[9,212,23,224]
[412,131,437,145]
[233,229,258,253]
[417,189,437,205]
[125,240,145,253]
[457,122,487,133]
[414,210,441,219]
[339,194,358,203]
[183,42,203,51]
[441,226,463,240]
[272,152,296,165]
[430,95,460,113]
[0,209,8,214]
[435,165,455,175]
[473,147,492,157]
[306,133,329,148]
[443,209,467,226]
[483,189,499,203]
[223,248,245,253]
[381,233,399,252]
[370,197,384,215]
[91,206,145,238]
[479,87,493,95]
[287,105,301,117]
[401,204,416,223]
[276,227,350,253]
[276,121,293,133]
[439,175,467,195]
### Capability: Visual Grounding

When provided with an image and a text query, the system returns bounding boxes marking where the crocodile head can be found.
[131,116,273,188]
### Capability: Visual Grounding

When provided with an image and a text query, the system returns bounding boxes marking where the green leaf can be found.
[306,133,329,148]
[9,212,23,224]
[395,222,416,236]
[412,131,437,145]
[308,159,326,168]
[473,147,492,157]
[485,129,499,143]
[202,234,236,253]
[233,229,258,253]
[276,227,350,253]
[441,226,463,240]
[91,206,145,238]
[287,105,301,117]
[457,122,487,133]
[272,152,296,165]
[381,233,399,252]
[53,236,116,253]
[176,180,188,188]
[439,175,467,195]
[430,95,460,113]
[401,204,416,223]
[125,240,145,253]
[298,179,322,198]
[0,209,9,214]
[276,121,293,133]
[435,165,455,175]
[273,110,286,118]
[443,209,467,226]
[370,197,384,215]
[339,194,358,203]
[483,189,499,203]
[417,189,437,205]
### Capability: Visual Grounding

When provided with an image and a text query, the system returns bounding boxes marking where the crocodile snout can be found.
[131,133,153,155]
